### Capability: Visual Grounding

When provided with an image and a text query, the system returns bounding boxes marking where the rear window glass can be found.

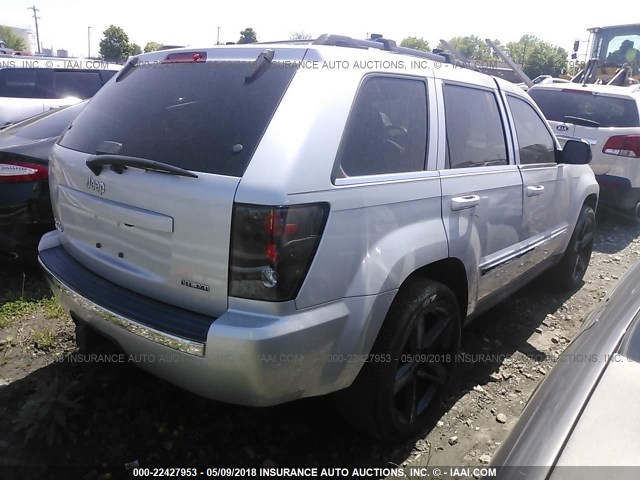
[53,71,103,98]
[6,102,86,139]
[529,88,640,128]
[0,68,108,99]
[59,62,297,177]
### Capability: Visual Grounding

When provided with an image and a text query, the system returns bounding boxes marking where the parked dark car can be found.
[491,260,640,478]
[0,101,86,260]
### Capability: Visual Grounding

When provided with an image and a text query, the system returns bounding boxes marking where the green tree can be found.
[99,25,131,62]
[400,36,430,52]
[238,28,258,44]
[290,31,313,40]
[130,43,142,56]
[506,35,568,78]
[0,25,27,51]
[143,41,162,53]
[441,35,498,61]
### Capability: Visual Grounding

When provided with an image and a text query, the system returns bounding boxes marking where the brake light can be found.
[561,88,594,95]
[229,203,329,301]
[602,135,640,158]
[162,52,207,63]
[0,160,48,183]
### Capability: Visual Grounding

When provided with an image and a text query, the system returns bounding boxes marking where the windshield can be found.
[59,61,297,177]
[593,26,640,73]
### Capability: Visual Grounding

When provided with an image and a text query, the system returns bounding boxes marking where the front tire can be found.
[550,204,596,291]
[335,278,461,441]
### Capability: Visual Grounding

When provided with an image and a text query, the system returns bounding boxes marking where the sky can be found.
[1,0,636,59]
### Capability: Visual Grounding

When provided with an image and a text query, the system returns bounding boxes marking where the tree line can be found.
[6,22,567,78]
[400,34,569,78]
[98,26,260,62]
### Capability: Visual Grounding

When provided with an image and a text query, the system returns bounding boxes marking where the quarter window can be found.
[507,95,555,164]
[336,76,427,178]
[443,84,508,169]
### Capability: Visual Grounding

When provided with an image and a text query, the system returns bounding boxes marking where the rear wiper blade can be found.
[86,154,198,178]
[564,115,600,128]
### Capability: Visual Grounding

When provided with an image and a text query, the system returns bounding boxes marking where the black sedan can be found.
[491,260,640,479]
[0,102,86,260]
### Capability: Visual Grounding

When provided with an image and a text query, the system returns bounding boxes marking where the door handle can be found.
[526,185,545,197]
[451,194,480,211]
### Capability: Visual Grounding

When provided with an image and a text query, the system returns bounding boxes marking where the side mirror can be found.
[573,40,580,52]
[557,139,592,165]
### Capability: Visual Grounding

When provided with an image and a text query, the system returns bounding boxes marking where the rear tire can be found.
[549,204,596,291]
[335,278,461,442]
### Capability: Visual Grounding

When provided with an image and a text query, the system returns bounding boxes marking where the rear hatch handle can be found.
[86,154,198,178]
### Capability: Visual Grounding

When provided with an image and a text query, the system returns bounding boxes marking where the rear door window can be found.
[529,88,640,128]
[59,61,297,177]
[335,76,428,178]
[443,84,508,168]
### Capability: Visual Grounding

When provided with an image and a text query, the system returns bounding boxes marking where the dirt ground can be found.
[1,210,639,480]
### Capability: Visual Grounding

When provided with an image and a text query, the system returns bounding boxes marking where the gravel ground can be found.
[0,210,638,479]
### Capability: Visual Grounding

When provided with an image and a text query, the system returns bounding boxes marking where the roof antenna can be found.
[245,49,275,83]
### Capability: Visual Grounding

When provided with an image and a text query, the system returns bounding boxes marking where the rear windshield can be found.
[59,61,297,177]
[5,102,87,139]
[529,88,640,128]
[0,68,106,99]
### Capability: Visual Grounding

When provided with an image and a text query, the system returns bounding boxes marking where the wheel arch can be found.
[399,257,469,321]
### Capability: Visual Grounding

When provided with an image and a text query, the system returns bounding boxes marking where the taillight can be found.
[0,160,48,183]
[602,135,640,158]
[229,203,329,302]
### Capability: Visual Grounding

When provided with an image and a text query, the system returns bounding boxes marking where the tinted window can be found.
[0,68,110,99]
[59,62,297,177]
[100,70,117,83]
[0,68,53,98]
[507,96,555,164]
[443,84,508,168]
[3,102,87,140]
[53,70,103,98]
[336,76,427,177]
[529,88,640,128]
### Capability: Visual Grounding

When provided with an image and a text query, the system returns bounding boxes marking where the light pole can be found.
[88,26,91,58]
[217,26,220,45]
[28,5,41,54]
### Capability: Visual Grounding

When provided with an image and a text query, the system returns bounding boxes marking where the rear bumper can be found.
[595,175,640,212]
[38,231,394,406]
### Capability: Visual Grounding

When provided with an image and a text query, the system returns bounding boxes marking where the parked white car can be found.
[529,83,640,217]
[0,56,120,126]
[517,75,570,91]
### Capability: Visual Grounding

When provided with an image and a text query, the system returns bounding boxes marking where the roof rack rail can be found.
[312,34,448,63]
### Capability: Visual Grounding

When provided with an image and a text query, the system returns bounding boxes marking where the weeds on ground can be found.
[32,328,56,350]
[13,372,84,446]
[0,299,39,328]
[41,296,67,320]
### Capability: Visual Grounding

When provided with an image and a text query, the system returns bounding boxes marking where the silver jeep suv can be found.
[38,36,598,441]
